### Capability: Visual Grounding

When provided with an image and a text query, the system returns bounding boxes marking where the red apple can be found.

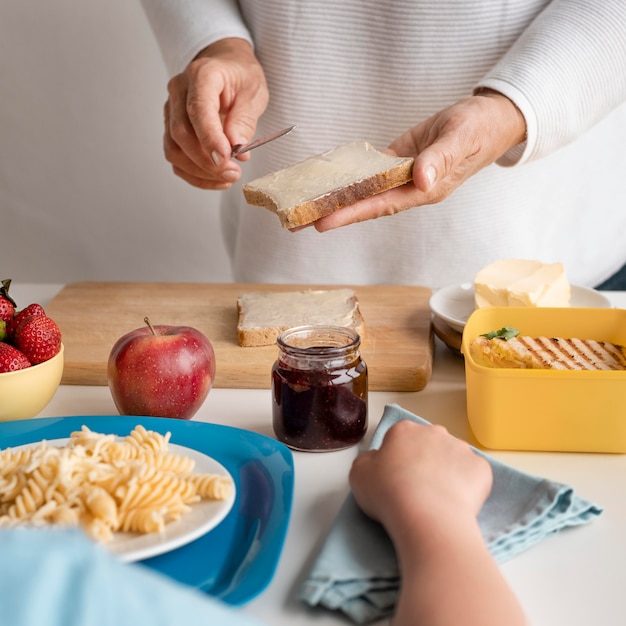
[107,317,216,420]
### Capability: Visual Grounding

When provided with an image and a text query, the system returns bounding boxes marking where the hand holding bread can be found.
[242,90,526,231]
[311,91,526,231]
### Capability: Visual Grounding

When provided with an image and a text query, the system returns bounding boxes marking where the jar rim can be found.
[276,324,361,355]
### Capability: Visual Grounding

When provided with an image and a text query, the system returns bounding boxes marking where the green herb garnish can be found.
[480,326,520,341]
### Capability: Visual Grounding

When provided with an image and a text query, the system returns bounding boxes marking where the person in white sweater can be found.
[141,0,626,290]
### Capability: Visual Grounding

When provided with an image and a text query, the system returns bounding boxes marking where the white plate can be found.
[12,439,236,563]
[429,283,612,333]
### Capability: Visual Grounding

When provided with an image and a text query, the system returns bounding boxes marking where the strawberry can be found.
[0,297,14,324]
[6,303,46,341]
[13,315,62,364]
[0,279,16,324]
[0,343,31,372]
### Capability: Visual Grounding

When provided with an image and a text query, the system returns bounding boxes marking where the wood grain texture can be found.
[46,282,434,391]
[431,316,463,357]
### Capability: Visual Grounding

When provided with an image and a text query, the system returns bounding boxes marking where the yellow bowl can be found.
[0,344,64,421]
[462,308,626,453]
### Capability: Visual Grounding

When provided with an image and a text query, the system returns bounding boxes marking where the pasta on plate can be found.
[0,425,234,543]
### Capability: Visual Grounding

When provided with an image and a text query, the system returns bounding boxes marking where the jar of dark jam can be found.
[272,325,368,452]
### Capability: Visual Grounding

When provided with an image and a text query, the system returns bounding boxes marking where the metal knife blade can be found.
[230,125,297,157]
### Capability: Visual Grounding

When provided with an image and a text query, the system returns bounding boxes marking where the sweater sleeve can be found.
[0,529,268,626]
[475,0,626,166]
[140,0,253,77]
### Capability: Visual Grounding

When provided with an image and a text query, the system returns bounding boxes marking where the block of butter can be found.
[474,259,571,308]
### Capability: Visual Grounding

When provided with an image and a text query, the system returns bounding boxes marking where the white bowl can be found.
[429,284,611,333]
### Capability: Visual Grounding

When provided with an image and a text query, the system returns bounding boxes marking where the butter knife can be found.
[231,125,297,157]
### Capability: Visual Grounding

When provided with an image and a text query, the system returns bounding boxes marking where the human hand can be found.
[350,422,526,626]
[313,90,526,231]
[349,420,493,542]
[163,38,269,189]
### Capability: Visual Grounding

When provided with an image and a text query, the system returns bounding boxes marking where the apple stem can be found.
[144,316,157,336]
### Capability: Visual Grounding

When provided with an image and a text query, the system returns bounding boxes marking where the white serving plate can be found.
[429,283,612,333]
[11,439,236,563]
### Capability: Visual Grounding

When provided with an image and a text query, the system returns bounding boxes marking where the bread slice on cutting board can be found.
[236,288,365,347]
[242,142,414,229]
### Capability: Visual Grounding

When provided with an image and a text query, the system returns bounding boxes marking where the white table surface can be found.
[9,284,626,626]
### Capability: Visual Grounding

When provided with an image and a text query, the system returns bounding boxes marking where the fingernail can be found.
[211,150,223,167]
[222,169,240,183]
[425,166,436,190]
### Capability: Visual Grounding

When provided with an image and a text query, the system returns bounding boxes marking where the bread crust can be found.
[242,143,414,229]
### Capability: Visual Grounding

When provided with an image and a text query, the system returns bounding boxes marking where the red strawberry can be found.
[0,297,14,324]
[0,343,31,372]
[13,315,62,364]
[0,279,16,324]
[7,303,46,341]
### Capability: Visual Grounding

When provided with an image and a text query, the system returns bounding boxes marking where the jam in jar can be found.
[271,325,368,452]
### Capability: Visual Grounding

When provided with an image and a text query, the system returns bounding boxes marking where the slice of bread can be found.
[237,288,365,347]
[470,335,626,370]
[242,142,414,229]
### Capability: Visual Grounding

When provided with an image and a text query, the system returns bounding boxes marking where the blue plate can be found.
[0,415,294,606]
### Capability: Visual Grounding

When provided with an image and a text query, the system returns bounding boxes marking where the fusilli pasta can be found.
[0,425,234,542]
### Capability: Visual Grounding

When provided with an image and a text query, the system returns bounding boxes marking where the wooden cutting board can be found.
[46,282,433,391]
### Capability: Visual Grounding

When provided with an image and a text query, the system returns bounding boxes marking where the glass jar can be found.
[271,325,368,452]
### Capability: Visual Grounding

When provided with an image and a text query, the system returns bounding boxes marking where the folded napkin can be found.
[300,403,603,624]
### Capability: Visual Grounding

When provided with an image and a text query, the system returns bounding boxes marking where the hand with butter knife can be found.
[163,38,269,190]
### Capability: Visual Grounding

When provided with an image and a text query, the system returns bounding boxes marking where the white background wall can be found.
[0,1,233,285]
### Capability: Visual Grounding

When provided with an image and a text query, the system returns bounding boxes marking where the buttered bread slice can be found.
[242,142,414,229]
[237,288,365,347]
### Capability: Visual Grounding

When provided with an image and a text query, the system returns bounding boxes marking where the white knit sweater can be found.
[142,0,626,288]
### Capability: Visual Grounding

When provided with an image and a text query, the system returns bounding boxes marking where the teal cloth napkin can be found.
[300,403,604,624]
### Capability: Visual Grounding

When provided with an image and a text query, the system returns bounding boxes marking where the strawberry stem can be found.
[144,317,157,336]
[0,279,17,308]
